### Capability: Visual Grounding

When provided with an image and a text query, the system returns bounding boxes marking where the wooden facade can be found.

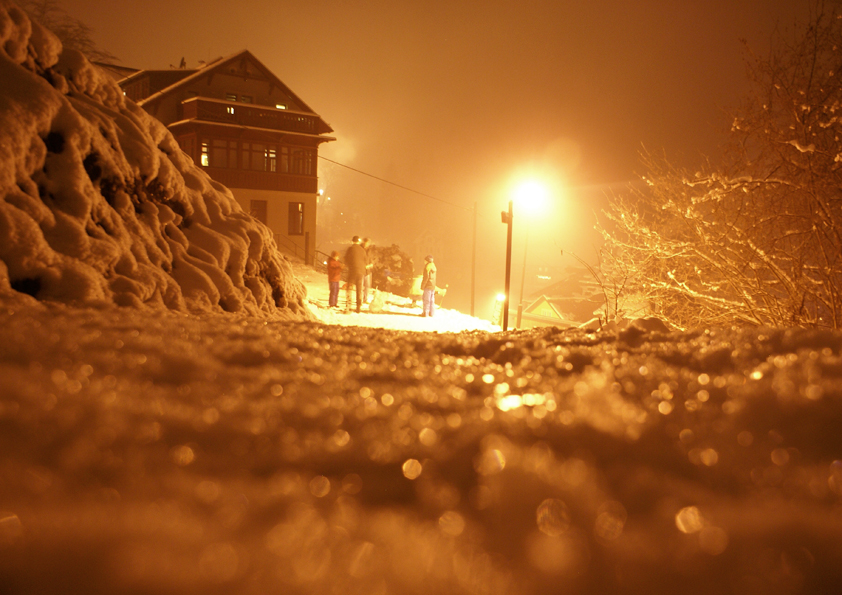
[118,51,334,264]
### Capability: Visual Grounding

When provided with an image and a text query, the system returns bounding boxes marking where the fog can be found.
[58,0,813,317]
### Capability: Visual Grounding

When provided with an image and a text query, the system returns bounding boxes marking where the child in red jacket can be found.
[327,251,344,307]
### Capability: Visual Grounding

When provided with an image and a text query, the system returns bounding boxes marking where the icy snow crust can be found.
[0,2,309,318]
[2,305,842,594]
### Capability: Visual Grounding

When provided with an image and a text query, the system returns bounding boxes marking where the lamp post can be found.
[471,201,477,317]
[501,200,513,331]
[504,180,548,330]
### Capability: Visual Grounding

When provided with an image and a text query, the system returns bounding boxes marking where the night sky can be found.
[56,0,812,317]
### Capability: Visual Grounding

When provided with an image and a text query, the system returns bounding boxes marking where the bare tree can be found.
[20,0,117,63]
[599,1,842,330]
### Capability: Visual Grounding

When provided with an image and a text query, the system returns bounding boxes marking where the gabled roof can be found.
[129,50,332,134]
[94,62,141,81]
[523,295,564,318]
[120,68,197,97]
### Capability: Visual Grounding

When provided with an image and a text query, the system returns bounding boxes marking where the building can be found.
[517,295,570,329]
[511,267,603,329]
[118,50,334,264]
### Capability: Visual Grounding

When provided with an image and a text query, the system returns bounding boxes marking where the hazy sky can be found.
[55,0,813,316]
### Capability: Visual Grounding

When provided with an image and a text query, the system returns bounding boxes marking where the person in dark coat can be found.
[344,236,368,313]
[327,251,343,307]
[362,237,373,303]
[421,254,437,317]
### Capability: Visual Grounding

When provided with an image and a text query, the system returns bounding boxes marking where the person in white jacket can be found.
[421,255,437,317]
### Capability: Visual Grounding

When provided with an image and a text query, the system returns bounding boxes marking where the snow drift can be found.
[0,0,310,319]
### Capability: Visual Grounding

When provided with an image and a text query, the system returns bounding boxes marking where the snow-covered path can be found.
[2,297,842,594]
[293,261,500,333]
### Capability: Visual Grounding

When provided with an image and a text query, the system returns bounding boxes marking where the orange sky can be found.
[57,0,813,316]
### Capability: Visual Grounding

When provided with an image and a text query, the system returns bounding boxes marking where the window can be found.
[226,106,235,115]
[249,143,266,171]
[240,95,252,103]
[288,202,304,235]
[275,103,287,110]
[211,139,229,168]
[198,137,283,172]
[225,92,237,102]
[280,146,289,173]
[290,148,314,175]
[250,200,267,224]
[228,142,238,169]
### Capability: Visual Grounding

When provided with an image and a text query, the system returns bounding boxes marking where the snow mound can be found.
[0,1,310,319]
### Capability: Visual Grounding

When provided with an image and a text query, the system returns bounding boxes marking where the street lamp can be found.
[500,200,514,330]
[500,180,547,330]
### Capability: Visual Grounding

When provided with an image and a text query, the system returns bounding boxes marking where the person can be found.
[361,238,373,303]
[344,235,367,313]
[326,251,343,307]
[421,254,437,317]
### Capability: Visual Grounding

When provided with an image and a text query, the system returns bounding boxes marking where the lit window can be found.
[200,142,209,167]
[225,93,237,102]
[226,106,235,115]
[275,103,286,110]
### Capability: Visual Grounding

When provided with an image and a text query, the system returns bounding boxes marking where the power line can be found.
[318,155,472,212]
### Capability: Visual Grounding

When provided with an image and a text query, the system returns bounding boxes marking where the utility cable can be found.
[318,155,472,212]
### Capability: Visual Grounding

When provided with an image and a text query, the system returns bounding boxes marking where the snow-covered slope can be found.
[0,1,309,319]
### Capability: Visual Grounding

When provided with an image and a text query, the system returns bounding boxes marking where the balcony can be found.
[203,167,317,193]
[180,98,322,135]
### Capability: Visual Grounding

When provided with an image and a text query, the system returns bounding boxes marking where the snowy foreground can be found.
[3,293,842,595]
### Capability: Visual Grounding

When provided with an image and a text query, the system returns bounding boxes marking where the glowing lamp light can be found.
[513,180,548,215]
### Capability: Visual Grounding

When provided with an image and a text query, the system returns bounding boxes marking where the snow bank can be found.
[0,1,310,319]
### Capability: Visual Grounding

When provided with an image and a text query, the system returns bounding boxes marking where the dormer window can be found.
[225,92,237,102]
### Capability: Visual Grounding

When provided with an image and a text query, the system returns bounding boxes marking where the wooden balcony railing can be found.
[181,98,321,135]
[203,167,317,193]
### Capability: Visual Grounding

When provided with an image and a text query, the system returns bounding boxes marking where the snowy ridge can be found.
[0,1,310,319]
